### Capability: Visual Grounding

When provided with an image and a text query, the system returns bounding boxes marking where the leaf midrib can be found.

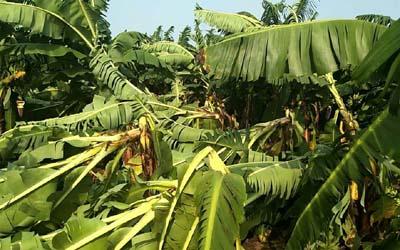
[78,0,96,38]
[209,19,386,46]
[203,174,223,250]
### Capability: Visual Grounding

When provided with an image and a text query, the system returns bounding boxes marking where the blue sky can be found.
[107,0,399,36]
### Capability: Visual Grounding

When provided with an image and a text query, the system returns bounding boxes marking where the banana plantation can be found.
[0,0,400,249]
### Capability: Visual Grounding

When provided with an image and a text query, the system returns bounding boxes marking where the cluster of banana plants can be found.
[0,0,400,249]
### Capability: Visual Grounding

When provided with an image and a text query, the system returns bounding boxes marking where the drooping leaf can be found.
[195,171,246,250]
[206,20,386,82]
[197,130,247,152]
[157,53,194,66]
[110,31,148,57]
[58,0,108,38]
[153,131,173,177]
[122,50,170,69]
[245,159,304,199]
[171,123,213,143]
[0,147,101,227]
[287,108,400,249]
[15,141,65,167]
[29,96,133,131]
[158,147,214,249]
[247,150,274,163]
[0,1,93,48]
[195,8,262,33]
[90,49,144,99]
[165,196,199,250]
[143,41,194,66]
[0,43,87,59]
[0,125,62,161]
[196,130,248,163]
[353,20,400,83]
[144,41,193,58]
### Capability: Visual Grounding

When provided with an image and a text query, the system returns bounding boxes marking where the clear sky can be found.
[106,0,400,36]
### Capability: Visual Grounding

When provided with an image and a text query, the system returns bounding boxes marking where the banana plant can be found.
[0,1,399,250]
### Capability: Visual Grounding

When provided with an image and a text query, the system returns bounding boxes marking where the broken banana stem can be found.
[325,73,359,132]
